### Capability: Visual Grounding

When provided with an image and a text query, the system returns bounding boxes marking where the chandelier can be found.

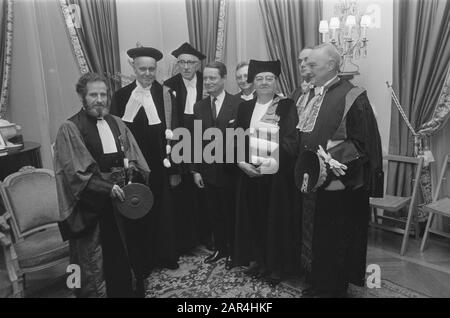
[318,0,371,77]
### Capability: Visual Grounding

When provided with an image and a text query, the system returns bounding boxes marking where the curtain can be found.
[185,0,221,67]
[0,0,13,118]
[388,0,450,229]
[214,0,227,62]
[222,0,270,94]
[65,0,121,93]
[9,0,81,169]
[258,0,321,96]
[418,65,450,135]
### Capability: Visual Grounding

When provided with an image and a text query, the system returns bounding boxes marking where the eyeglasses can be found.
[177,60,197,66]
[255,75,275,82]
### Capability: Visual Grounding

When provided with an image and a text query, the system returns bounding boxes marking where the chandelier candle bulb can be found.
[360,15,371,39]
[345,15,356,38]
[319,20,329,43]
[329,17,340,42]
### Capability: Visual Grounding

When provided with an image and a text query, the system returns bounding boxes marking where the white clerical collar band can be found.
[242,91,255,100]
[314,86,324,96]
[183,75,197,87]
[96,119,118,154]
[136,81,152,90]
[122,83,162,125]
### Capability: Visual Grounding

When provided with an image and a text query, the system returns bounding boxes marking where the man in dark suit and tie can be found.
[191,61,240,269]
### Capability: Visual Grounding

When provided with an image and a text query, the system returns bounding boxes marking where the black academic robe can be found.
[299,79,383,292]
[110,81,178,272]
[56,109,143,297]
[163,72,208,252]
[163,71,204,131]
[234,91,255,102]
[233,96,301,277]
[289,87,303,106]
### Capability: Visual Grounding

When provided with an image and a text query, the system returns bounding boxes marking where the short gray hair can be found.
[314,43,341,72]
[235,61,249,72]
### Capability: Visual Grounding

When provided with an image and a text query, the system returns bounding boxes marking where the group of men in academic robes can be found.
[54,41,383,298]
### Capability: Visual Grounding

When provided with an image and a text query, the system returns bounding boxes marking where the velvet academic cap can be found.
[171,42,206,60]
[247,59,281,83]
[127,47,163,61]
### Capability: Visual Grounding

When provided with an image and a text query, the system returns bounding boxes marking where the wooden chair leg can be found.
[401,204,416,256]
[372,207,379,224]
[420,212,434,252]
[415,223,420,239]
[11,276,24,298]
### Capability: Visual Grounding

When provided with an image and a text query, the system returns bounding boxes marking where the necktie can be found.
[211,97,217,121]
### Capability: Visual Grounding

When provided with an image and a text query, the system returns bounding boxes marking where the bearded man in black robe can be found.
[55,73,149,297]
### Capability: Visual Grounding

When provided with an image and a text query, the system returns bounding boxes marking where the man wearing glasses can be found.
[163,43,211,257]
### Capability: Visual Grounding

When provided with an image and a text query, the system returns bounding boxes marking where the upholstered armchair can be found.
[0,167,69,297]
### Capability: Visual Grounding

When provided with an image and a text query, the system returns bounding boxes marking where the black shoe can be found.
[244,266,260,277]
[204,250,226,264]
[254,269,270,279]
[323,289,348,298]
[134,278,145,298]
[265,275,282,287]
[225,256,234,270]
[162,260,179,270]
[301,286,318,297]
[205,241,215,252]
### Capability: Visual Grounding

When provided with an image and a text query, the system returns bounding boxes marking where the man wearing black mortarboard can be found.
[110,45,179,296]
[163,42,212,257]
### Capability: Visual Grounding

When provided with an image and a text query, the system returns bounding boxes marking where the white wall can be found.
[116,0,393,149]
[224,0,270,94]
[116,0,190,84]
[323,0,393,154]
[6,0,392,171]
[116,0,269,93]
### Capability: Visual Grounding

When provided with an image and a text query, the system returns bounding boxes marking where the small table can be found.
[0,141,42,181]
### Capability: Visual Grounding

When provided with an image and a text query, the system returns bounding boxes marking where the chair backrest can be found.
[384,154,424,198]
[0,167,60,240]
[433,154,450,202]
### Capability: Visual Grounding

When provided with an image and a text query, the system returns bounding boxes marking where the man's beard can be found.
[83,99,110,118]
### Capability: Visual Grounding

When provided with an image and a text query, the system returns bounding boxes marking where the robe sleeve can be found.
[275,100,299,175]
[346,92,384,197]
[113,116,150,183]
[54,120,102,221]
[280,100,299,158]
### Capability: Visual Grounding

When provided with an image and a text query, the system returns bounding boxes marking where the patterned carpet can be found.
[145,247,428,298]
[20,246,428,298]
